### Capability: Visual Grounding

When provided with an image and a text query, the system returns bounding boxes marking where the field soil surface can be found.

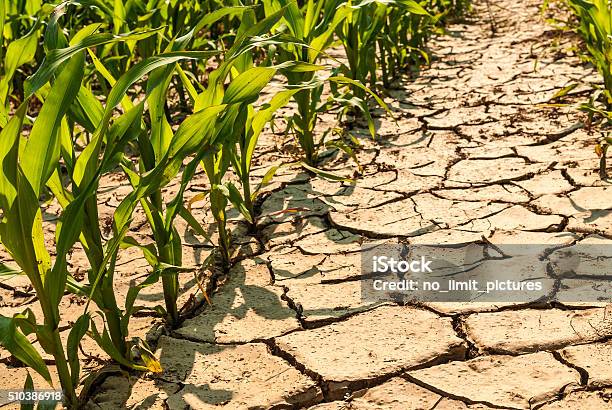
[2,0,612,408]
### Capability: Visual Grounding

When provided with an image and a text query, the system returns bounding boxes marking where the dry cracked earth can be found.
[3,0,612,409]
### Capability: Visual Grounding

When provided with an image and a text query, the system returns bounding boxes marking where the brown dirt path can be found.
[3,0,612,408]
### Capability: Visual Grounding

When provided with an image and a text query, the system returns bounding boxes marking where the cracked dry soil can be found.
[3,0,612,409]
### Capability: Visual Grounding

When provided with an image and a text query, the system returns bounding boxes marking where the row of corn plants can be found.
[0,0,470,407]
[563,0,612,175]
[567,0,611,112]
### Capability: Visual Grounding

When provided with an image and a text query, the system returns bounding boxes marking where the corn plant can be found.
[0,0,44,58]
[197,87,285,265]
[64,46,222,346]
[261,0,353,165]
[0,7,223,402]
[111,7,260,326]
[104,9,290,329]
[20,12,203,357]
[377,2,434,87]
[0,7,45,126]
[4,19,223,395]
[179,9,289,269]
[0,53,88,409]
[261,0,392,168]
[426,0,471,20]
[336,0,430,91]
[56,45,230,377]
[568,0,612,109]
[224,88,299,228]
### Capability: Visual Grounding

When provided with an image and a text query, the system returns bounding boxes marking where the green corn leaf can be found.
[309,5,353,62]
[47,170,73,210]
[0,104,48,293]
[179,205,210,239]
[164,151,209,231]
[233,10,257,73]
[67,314,89,388]
[176,64,199,103]
[13,172,51,287]
[279,0,305,39]
[101,102,145,172]
[0,25,40,103]
[147,66,175,164]
[550,83,579,100]
[121,236,159,267]
[113,0,126,34]
[246,89,299,172]
[177,6,254,45]
[0,0,4,62]
[105,51,218,122]
[304,0,322,38]
[0,104,25,210]
[224,182,252,223]
[73,51,219,188]
[227,6,287,59]
[197,24,287,109]
[43,2,69,52]
[174,6,252,48]
[167,104,226,161]
[21,52,84,197]
[209,184,229,224]
[300,161,354,182]
[69,23,103,46]
[396,0,430,15]
[223,67,277,105]
[82,212,130,313]
[254,164,282,198]
[21,372,34,410]
[69,86,105,134]
[329,75,392,122]
[278,61,328,72]
[34,325,56,357]
[89,321,146,371]
[46,212,79,310]
[25,28,163,97]
[86,49,134,111]
[12,309,37,337]
[0,262,22,277]
[0,315,52,385]
[326,139,362,172]
[121,270,160,335]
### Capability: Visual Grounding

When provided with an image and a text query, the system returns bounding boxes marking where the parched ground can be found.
[2,0,612,409]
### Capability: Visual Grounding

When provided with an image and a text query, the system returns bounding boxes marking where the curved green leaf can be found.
[22,52,84,197]
[0,315,52,385]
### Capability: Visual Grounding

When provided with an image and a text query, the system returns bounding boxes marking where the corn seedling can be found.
[112,9,291,324]
[225,87,300,228]
[61,44,233,367]
[261,0,392,168]
[196,65,283,268]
